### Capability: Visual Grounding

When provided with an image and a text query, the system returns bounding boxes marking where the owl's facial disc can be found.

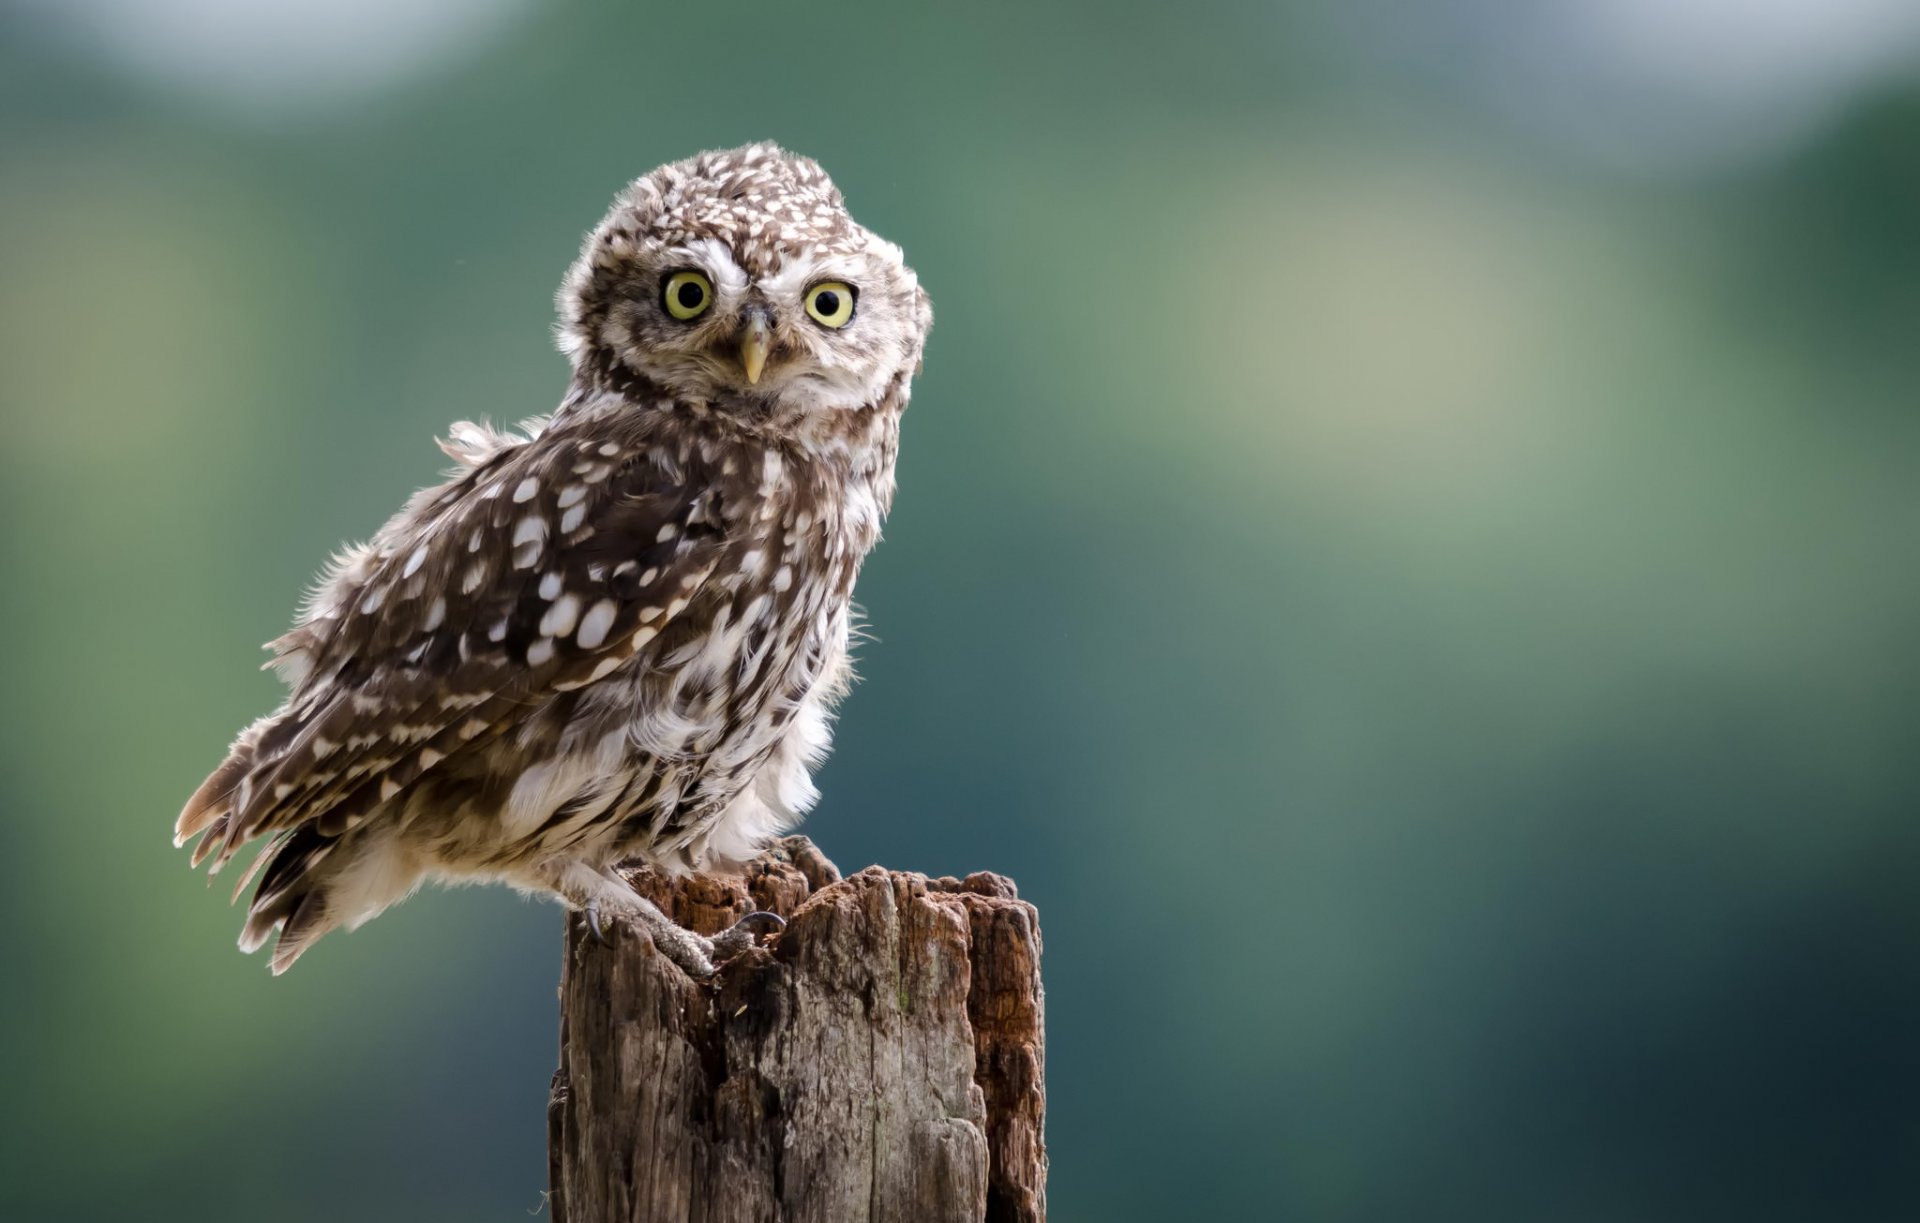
[577,233,919,414]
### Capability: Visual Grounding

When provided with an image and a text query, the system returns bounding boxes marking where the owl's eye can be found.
[804,281,856,329]
[662,270,713,321]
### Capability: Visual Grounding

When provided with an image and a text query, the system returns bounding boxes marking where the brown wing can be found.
[176,419,730,871]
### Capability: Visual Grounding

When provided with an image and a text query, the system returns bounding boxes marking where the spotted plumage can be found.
[175,143,931,975]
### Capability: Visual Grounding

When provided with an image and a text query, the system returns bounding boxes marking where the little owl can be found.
[174,143,932,977]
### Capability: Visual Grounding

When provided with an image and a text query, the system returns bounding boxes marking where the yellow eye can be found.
[804,281,856,328]
[662,270,713,320]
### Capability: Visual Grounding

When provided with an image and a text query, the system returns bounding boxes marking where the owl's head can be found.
[558,143,930,418]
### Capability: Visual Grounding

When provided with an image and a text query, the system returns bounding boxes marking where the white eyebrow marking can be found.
[756,245,847,299]
[677,237,750,297]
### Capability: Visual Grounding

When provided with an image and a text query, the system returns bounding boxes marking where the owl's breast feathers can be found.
[176,401,882,880]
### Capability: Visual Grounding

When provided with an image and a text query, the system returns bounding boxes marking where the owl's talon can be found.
[585,901,611,946]
[709,910,786,961]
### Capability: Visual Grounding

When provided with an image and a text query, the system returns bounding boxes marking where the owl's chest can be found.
[581,535,849,854]
[601,480,849,738]
[691,507,862,734]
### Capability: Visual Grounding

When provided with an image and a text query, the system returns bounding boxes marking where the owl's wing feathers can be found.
[175,424,728,871]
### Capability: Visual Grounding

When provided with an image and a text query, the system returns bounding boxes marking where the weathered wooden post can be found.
[547,836,1046,1223]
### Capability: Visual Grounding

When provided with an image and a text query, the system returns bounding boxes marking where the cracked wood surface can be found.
[548,836,1045,1223]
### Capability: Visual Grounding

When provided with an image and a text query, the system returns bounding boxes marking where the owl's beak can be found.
[738,311,773,385]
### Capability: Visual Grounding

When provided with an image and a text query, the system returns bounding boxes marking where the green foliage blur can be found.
[3,2,1917,1219]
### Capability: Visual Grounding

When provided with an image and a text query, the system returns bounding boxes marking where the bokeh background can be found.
[4,1,1919,1219]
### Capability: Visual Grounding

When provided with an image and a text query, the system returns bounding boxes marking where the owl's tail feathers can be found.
[175,750,249,851]
[237,824,340,973]
[175,713,281,866]
[238,824,420,974]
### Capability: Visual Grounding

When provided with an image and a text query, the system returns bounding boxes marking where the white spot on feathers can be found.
[759,449,785,492]
[585,655,623,682]
[512,516,546,568]
[576,599,618,649]
[540,594,582,638]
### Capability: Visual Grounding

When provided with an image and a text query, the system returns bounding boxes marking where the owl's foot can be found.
[625,898,783,971]
[648,909,784,976]
[549,861,782,978]
[636,914,724,979]
[710,910,786,961]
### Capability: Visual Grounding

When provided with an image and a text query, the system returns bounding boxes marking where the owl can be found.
[174,143,932,977]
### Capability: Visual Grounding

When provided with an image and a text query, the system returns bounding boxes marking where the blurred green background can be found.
[4,1,1918,1219]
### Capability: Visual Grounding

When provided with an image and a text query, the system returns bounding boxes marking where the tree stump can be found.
[547,836,1046,1223]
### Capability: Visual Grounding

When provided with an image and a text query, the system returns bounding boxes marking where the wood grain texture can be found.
[549,836,1045,1223]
